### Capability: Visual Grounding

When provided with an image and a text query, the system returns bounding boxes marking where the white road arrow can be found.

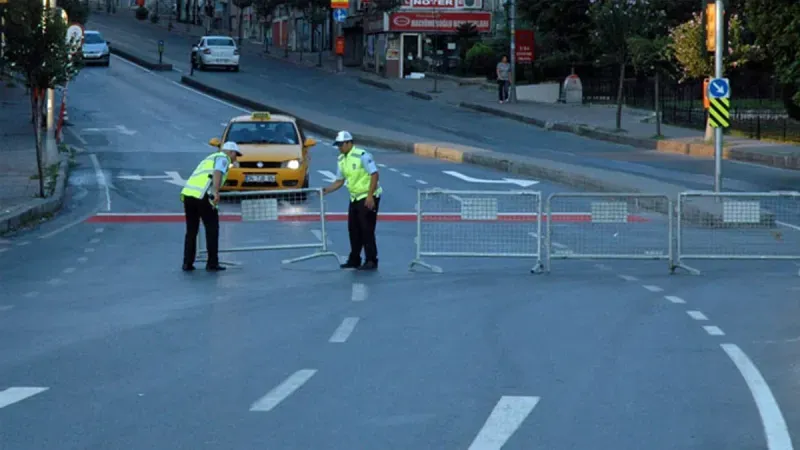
[81,125,138,135]
[116,171,186,187]
[443,170,539,187]
[318,170,338,183]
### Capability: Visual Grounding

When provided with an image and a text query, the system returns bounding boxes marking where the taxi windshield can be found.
[226,121,299,145]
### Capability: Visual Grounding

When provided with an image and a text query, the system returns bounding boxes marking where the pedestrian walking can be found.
[180,141,242,272]
[322,131,382,271]
[496,55,510,103]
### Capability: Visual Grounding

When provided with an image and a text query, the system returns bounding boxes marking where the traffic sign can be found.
[708,97,730,128]
[333,8,347,22]
[708,77,730,99]
[66,23,84,45]
[331,0,348,9]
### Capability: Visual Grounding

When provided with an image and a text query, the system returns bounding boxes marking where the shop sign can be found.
[514,29,534,63]
[401,0,483,9]
[389,11,491,33]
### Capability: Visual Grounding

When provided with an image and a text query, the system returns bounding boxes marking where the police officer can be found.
[181,141,242,272]
[322,131,382,271]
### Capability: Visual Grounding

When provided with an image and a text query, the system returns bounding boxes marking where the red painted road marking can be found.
[85,212,650,223]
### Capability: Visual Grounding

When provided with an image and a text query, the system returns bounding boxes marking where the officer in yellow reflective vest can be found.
[180,141,242,272]
[322,131,382,271]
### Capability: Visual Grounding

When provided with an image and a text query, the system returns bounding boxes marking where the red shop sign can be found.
[515,29,534,63]
[389,11,491,33]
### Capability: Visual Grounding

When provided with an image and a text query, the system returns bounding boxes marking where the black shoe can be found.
[206,264,227,271]
[182,264,195,271]
[357,261,378,271]
[340,260,360,269]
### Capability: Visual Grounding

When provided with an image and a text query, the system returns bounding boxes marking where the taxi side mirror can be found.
[209,137,221,147]
[303,138,317,147]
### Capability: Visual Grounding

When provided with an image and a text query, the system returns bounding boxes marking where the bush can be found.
[465,43,496,78]
[149,12,159,23]
[135,6,148,20]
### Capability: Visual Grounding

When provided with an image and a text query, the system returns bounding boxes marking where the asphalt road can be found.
[2,51,800,449]
[85,14,800,194]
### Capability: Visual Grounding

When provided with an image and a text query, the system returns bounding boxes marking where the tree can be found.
[2,0,81,198]
[58,0,90,25]
[628,35,672,137]
[232,0,253,45]
[744,0,800,119]
[518,0,592,71]
[289,0,328,64]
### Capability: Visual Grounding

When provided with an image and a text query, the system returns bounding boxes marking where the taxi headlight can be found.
[229,162,239,169]
[284,159,301,170]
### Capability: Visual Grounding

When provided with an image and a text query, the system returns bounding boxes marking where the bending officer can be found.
[180,141,242,272]
[322,131,382,271]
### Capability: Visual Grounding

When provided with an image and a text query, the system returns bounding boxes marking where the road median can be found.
[110,46,173,71]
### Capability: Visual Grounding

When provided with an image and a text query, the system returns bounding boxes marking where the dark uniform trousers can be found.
[347,196,381,264]
[183,194,220,267]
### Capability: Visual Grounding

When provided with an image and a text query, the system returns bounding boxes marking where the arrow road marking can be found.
[317,170,337,183]
[443,170,538,187]
[116,172,185,186]
[0,387,49,409]
[82,125,138,135]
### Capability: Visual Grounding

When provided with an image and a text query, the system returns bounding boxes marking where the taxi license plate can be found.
[245,174,275,182]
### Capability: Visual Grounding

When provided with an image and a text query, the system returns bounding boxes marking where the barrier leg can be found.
[196,227,240,267]
[409,259,443,274]
[282,192,340,265]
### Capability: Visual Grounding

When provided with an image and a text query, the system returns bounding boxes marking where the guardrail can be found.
[408,189,544,274]
[674,191,800,275]
[196,187,341,267]
[544,193,674,272]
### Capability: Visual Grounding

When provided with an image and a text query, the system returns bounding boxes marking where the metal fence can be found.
[545,193,674,271]
[196,187,340,267]
[409,189,544,273]
[675,191,800,275]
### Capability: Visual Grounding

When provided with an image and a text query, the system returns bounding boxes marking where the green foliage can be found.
[465,42,495,77]
[135,5,148,20]
[628,35,672,75]
[58,0,90,25]
[253,0,280,20]
[518,0,592,68]
[363,0,402,16]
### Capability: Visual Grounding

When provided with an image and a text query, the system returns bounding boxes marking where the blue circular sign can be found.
[333,8,347,22]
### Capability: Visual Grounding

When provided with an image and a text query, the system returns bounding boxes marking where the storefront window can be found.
[422,34,459,74]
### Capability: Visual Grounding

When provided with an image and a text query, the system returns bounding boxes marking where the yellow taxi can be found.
[209,112,317,192]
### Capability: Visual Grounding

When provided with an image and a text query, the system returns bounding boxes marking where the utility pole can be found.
[508,0,516,103]
[45,0,57,164]
[713,0,723,192]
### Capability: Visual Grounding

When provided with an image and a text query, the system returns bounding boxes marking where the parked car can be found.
[190,36,240,72]
[81,30,110,67]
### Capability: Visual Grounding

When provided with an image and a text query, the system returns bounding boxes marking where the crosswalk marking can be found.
[468,396,540,450]
[250,370,317,412]
[0,387,49,409]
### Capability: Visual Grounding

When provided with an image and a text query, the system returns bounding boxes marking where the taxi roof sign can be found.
[251,112,271,121]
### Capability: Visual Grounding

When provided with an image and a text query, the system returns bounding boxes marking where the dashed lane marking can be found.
[401,173,411,177]
[90,238,100,244]
[95,228,104,233]
[351,283,367,302]
[377,163,387,168]
[63,267,76,274]
[77,257,88,263]
[720,343,794,450]
[187,133,197,139]
[47,278,63,286]
[704,326,725,336]
[0,387,49,409]
[0,305,14,312]
[389,168,399,172]
[468,396,540,450]
[665,295,686,304]
[16,241,30,247]
[249,369,317,412]
[24,291,38,298]
[618,275,638,281]
[416,179,428,184]
[84,248,95,253]
[643,285,663,292]
[329,317,359,343]
[686,310,708,321]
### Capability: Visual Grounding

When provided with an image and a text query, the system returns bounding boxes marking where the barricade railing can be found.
[197,187,340,267]
[675,191,800,275]
[545,193,674,272]
[408,189,544,274]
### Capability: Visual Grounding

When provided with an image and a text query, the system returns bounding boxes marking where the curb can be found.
[0,154,70,235]
[110,46,173,71]
[357,76,393,90]
[407,90,433,101]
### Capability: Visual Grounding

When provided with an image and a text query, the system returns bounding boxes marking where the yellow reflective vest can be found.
[180,151,230,201]
[338,147,382,202]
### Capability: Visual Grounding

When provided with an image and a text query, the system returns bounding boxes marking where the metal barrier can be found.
[408,189,544,273]
[196,187,340,267]
[545,193,674,272]
[675,191,800,275]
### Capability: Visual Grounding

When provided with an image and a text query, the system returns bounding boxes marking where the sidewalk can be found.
[95,11,800,171]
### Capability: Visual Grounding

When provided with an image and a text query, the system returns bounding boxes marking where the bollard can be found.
[158,40,164,65]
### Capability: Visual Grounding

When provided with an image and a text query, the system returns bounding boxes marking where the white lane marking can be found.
[84,248,95,253]
[416,179,428,184]
[65,126,88,146]
[377,163,387,168]
[687,310,708,321]
[47,278,63,285]
[310,229,332,245]
[171,81,251,113]
[187,133,197,139]
[24,291,38,298]
[704,326,725,336]
[0,387,49,409]
[467,396,540,450]
[401,173,411,177]
[16,241,30,247]
[0,305,14,311]
[95,228,104,233]
[328,317,359,343]
[77,257,88,263]
[63,267,76,274]
[0,248,7,254]
[776,221,800,233]
[249,369,317,412]
[351,283,367,302]
[618,274,638,281]
[39,211,100,239]
[665,295,686,304]
[594,264,612,271]
[90,238,100,244]
[721,343,794,450]
[389,168,399,172]
[89,154,111,212]
[170,123,182,130]
[643,285,663,292]
[111,53,153,73]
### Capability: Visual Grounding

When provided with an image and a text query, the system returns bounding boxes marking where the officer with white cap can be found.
[322,131,382,270]
[180,141,242,272]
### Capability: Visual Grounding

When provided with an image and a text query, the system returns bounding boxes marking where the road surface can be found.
[1,52,799,450]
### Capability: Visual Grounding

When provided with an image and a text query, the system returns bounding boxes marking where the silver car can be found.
[81,30,110,66]
[191,36,240,72]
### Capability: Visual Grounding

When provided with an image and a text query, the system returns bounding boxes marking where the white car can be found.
[191,36,240,72]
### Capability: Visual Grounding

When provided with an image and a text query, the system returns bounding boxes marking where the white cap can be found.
[333,131,353,144]
[221,141,242,155]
